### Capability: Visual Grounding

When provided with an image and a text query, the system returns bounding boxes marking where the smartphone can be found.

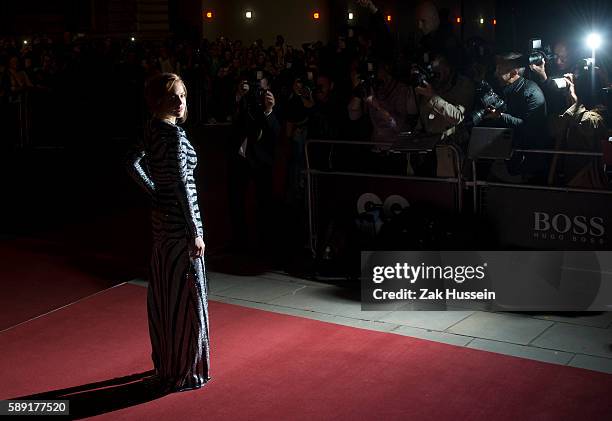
[256,70,263,80]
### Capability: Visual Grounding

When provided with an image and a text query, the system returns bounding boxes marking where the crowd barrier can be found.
[2,93,32,149]
[305,139,464,257]
[468,148,612,250]
[305,137,612,257]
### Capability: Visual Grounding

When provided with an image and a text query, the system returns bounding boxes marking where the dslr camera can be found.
[243,72,268,109]
[409,64,436,88]
[527,38,557,67]
[353,61,378,99]
[294,71,317,99]
[467,80,506,127]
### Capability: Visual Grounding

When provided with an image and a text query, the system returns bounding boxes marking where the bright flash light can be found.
[205,11,213,19]
[313,12,320,20]
[245,11,253,19]
[348,12,354,20]
[130,37,135,42]
[386,15,392,22]
[479,18,484,25]
[23,40,28,45]
[586,33,602,49]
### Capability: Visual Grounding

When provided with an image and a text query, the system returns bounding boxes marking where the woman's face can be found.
[158,81,186,120]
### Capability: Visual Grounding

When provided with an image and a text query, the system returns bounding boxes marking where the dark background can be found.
[2,1,611,54]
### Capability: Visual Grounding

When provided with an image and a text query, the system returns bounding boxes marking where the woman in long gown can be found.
[126,72,211,393]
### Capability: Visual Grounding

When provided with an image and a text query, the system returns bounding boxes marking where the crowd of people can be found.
[2,0,611,259]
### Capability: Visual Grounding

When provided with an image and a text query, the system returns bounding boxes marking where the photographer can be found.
[413,52,474,140]
[411,52,474,176]
[529,40,577,117]
[348,59,416,147]
[549,64,608,189]
[227,73,281,253]
[530,40,576,82]
[486,52,550,181]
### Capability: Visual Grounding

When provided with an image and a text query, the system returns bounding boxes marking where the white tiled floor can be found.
[129,270,612,375]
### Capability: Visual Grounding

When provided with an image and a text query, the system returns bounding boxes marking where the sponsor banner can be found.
[314,173,458,238]
[361,251,612,311]
[484,186,611,250]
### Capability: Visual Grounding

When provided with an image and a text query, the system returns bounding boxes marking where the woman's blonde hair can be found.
[144,72,188,123]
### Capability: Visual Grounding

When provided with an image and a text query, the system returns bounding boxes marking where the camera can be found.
[527,38,557,67]
[467,80,507,127]
[409,64,435,88]
[551,77,569,89]
[304,71,317,95]
[353,61,377,99]
[295,72,316,99]
[243,79,267,109]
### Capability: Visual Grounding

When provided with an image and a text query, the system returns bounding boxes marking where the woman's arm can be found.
[168,132,203,239]
[125,143,156,197]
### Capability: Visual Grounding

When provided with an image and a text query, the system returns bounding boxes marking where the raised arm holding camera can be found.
[228,72,281,253]
[348,59,416,146]
[549,62,609,189]
[412,52,474,140]
[409,52,474,176]
[528,40,577,118]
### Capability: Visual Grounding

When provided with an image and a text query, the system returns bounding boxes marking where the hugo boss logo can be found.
[533,212,605,244]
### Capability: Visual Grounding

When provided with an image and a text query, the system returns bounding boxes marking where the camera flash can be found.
[532,39,542,50]
[586,33,602,49]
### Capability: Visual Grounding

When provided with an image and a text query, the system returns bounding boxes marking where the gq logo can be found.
[533,212,605,243]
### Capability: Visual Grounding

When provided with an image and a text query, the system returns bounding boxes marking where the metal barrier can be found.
[468,148,610,213]
[305,139,464,257]
[467,148,612,250]
[5,92,31,149]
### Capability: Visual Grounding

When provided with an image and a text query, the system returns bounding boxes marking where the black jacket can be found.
[500,76,549,149]
[499,77,551,177]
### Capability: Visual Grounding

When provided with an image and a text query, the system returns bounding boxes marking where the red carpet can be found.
[1,284,611,420]
[0,239,125,331]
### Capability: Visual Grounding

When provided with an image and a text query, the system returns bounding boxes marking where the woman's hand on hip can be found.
[190,236,206,258]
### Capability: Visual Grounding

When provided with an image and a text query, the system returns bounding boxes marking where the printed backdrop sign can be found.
[312,173,459,246]
[484,186,612,250]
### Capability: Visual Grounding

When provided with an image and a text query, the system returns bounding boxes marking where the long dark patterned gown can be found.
[126,118,211,392]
